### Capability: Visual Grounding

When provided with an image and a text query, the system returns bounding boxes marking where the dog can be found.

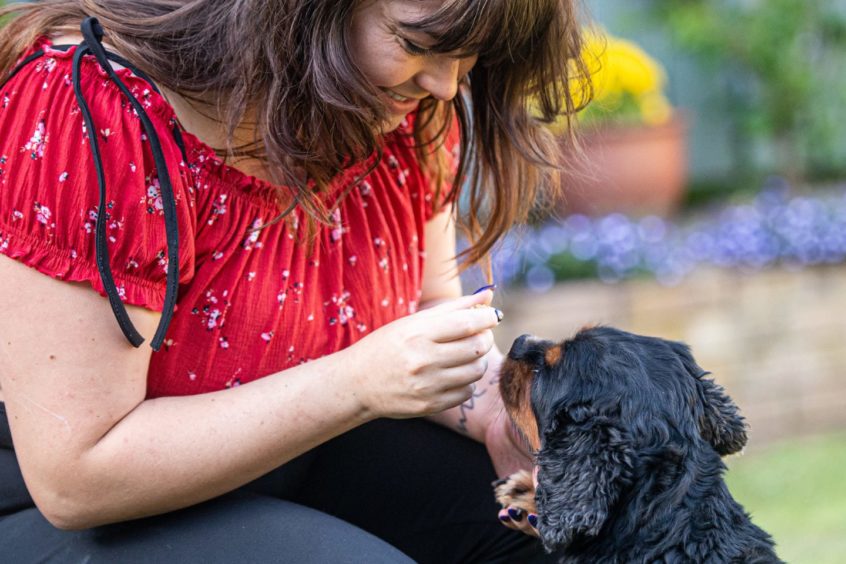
[495,326,782,563]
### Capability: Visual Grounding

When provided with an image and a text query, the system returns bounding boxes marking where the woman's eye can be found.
[401,38,430,56]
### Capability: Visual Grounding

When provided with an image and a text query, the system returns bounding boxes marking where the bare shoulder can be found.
[49,33,127,70]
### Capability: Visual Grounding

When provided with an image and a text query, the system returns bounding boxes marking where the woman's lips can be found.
[380,88,422,114]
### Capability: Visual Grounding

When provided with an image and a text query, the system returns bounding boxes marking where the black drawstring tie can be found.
[0,17,185,349]
[70,17,180,350]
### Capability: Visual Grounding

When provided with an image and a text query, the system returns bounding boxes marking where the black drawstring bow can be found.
[0,17,186,349]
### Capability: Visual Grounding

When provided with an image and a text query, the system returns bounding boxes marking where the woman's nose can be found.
[416,56,463,101]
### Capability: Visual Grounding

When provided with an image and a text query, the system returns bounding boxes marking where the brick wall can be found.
[495,266,846,448]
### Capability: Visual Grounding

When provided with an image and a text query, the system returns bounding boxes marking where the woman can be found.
[0,0,587,561]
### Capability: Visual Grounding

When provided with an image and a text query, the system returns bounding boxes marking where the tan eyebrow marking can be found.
[545,345,561,366]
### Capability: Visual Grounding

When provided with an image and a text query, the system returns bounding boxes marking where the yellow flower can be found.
[605,37,666,97]
[639,92,673,126]
[576,28,672,127]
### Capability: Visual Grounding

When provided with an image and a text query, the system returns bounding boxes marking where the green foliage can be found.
[726,433,846,564]
[546,252,608,282]
[644,0,846,180]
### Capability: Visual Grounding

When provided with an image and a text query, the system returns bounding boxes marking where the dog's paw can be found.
[493,469,536,514]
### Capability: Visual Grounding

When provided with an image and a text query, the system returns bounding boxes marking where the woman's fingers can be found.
[430,307,500,344]
[433,331,495,369]
[422,289,493,314]
[418,291,500,342]
[436,384,477,410]
[436,358,489,388]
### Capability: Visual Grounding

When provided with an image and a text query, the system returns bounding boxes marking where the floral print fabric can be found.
[0,38,454,398]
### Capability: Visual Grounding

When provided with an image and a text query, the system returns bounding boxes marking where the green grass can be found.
[725,433,846,564]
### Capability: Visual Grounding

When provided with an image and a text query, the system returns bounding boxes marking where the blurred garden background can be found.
[1,0,843,562]
[459,1,846,562]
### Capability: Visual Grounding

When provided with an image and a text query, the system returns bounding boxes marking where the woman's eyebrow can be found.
[392,19,435,37]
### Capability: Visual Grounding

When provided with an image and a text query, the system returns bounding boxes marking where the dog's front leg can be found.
[493,469,538,531]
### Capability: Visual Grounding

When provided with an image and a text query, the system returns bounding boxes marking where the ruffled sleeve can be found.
[0,42,196,311]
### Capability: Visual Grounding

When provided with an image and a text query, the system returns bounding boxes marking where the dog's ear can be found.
[535,404,634,552]
[671,341,747,455]
[695,376,747,455]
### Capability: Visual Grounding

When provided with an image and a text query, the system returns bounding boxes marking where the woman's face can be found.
[350,0,478,132]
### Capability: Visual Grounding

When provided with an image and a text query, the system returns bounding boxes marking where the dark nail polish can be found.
[499,514,512,522]
[494,308,504,323]
[528,514,538,528]
[508,508,523,521]
[473,284,497,295]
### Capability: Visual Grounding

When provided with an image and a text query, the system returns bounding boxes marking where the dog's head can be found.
[499,326,747,552]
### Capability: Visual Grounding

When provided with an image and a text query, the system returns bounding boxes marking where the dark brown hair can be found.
[0,0,590,271]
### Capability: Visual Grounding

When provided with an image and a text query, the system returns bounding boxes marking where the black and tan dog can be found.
[495,326,782,563]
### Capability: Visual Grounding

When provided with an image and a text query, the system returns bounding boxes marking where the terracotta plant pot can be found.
[558,115,689,217]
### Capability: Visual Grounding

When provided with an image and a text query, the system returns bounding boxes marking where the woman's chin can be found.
[379,113,410,134]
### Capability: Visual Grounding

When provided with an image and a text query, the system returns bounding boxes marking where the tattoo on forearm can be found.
[457,384,487,434]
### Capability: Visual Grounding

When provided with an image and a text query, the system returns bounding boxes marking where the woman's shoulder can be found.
[0,35,197,312]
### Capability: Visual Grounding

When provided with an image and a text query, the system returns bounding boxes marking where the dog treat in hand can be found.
[470,284,502,321]
[473,284,497,295]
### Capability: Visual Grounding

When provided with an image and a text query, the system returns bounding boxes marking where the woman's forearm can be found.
[427,345,505,442]
[44,351,372,529]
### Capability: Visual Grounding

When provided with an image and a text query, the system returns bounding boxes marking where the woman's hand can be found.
[343,290,501,419]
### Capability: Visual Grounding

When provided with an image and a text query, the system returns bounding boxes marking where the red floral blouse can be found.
[0,38,456,398]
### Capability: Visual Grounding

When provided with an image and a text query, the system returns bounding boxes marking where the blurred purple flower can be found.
[483,182,846,292]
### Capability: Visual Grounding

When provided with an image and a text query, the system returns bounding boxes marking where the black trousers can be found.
[0,403,550,563]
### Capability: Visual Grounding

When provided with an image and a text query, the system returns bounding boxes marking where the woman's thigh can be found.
[289,418,554,564]
[0,489,413,563]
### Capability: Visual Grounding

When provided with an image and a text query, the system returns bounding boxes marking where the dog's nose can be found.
[508,334,534,360]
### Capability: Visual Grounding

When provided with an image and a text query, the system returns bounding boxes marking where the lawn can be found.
[725,433,846,564]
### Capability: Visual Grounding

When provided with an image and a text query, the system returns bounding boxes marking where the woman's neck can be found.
[159,87,273,181]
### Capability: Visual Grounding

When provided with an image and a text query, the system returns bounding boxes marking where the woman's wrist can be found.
[330,344,380,423]
[476,351,506,435]
[426,347,505,441]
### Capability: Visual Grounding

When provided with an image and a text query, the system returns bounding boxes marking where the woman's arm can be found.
[420,208,507,442]
[0,254,497,530]
[0,257,371,530]
[419,207,537,543]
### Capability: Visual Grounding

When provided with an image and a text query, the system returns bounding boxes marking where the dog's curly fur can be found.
[496,326,782,563]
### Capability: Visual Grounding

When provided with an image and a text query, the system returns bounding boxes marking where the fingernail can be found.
[494,308,504,323]
[508,508,523,521]
[499,513,512,522]
[473,284,497,295]
[528,514,538,528]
